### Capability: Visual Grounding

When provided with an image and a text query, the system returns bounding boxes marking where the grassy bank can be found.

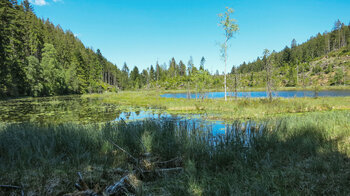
[161,85,350,94]
[84,90,350,120]
[0,111,349,195]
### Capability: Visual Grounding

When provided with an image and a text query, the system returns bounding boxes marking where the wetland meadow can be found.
[1,90,350,195]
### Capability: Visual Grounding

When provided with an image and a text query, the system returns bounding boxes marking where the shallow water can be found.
[0,95,121,123]
[0,96,264,143]
[161,90,350,99]
[115,110,263,140]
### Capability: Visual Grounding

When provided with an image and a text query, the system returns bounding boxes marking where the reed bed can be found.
[0,111,349,195]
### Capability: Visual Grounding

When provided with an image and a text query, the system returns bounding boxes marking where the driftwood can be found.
[74,172,89,191]
[66,140,184,195]
[104,174,136,195]
[155,167,183,175]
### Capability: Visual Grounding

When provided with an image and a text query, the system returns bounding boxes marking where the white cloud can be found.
[30,0,63,6]
[30,0,48,6]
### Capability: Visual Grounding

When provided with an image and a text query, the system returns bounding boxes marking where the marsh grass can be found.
[0,111,349,195]
[84,91,350,120]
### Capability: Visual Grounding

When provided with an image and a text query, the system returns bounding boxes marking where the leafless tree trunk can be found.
[264,49,273,102]
[234,71,239,99]
[343,65,346,86]
[224,40,228,101]
[296,64,299,86]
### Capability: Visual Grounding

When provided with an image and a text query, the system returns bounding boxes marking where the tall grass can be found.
[0,111,349,195]
[83,91,350,120]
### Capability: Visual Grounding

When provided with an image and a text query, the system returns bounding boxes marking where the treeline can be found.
[1,0,349,98]
[237,20,350,75]
[118,56,214,90]
[0,0,213,97]
[0,0,119,97]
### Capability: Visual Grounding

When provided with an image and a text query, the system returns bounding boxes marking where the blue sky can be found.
[30,0,350,73]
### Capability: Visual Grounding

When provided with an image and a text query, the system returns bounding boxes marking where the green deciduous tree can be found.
[219,7,239,101]
[25,56,43,96]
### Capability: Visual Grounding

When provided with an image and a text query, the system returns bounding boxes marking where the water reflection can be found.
[1,96,266,144]
[116,111,172,121]
[114,110,265,146]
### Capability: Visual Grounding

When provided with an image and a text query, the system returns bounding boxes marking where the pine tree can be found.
[200,56,206,70]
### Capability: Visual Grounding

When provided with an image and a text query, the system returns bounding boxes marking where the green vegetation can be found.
[218,7,239,101]
[83,91,350,120]
[0,111,349,195]
[1,1,349,99]
[0,0,119,98]
[1,1,350,195]
[0,95,122,124]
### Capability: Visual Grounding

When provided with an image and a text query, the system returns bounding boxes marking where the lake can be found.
[0,96,263,141]
[161,90,350,99]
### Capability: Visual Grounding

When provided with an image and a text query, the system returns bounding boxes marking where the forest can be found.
[1,0,350,98]
[0,0,119,97]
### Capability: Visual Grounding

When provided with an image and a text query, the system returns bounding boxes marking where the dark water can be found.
[161,90,350,99]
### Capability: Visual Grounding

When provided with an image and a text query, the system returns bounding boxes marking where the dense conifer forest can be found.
[1,0,349,98]
[0,0,120,97]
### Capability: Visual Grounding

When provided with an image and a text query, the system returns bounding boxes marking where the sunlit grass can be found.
[83,90,350,120]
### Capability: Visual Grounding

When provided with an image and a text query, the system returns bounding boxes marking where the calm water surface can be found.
[0,95,266,144]
[115,110,263,138]
[161,90,350,99]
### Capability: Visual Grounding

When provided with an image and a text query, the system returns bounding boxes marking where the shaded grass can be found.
[148,111,350,195]
[0,111,349,195]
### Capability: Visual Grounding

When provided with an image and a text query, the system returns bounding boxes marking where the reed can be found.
[0,111,349,195]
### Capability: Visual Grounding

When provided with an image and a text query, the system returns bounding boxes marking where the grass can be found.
[161,85,350,94]
[0,111,349,195]
[83,90,350,120]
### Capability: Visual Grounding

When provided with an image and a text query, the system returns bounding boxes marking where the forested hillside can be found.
[0,0,120,97]
[235,21,350,87]
[1,0,349,98]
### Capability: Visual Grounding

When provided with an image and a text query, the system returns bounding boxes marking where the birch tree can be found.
[219,7,239,101]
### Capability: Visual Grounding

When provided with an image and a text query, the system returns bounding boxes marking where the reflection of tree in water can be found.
[115,111,121,120]
[125,112,131,120]
[135,110,141,116]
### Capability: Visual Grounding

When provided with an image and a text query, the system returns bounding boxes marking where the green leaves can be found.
[218,7,239,40]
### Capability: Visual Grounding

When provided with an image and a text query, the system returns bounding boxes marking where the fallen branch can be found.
[104,174,136,195]
[155,167,183,174]
[0,185,21,189]
[75,172,89,191]
[154,157,182,167]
